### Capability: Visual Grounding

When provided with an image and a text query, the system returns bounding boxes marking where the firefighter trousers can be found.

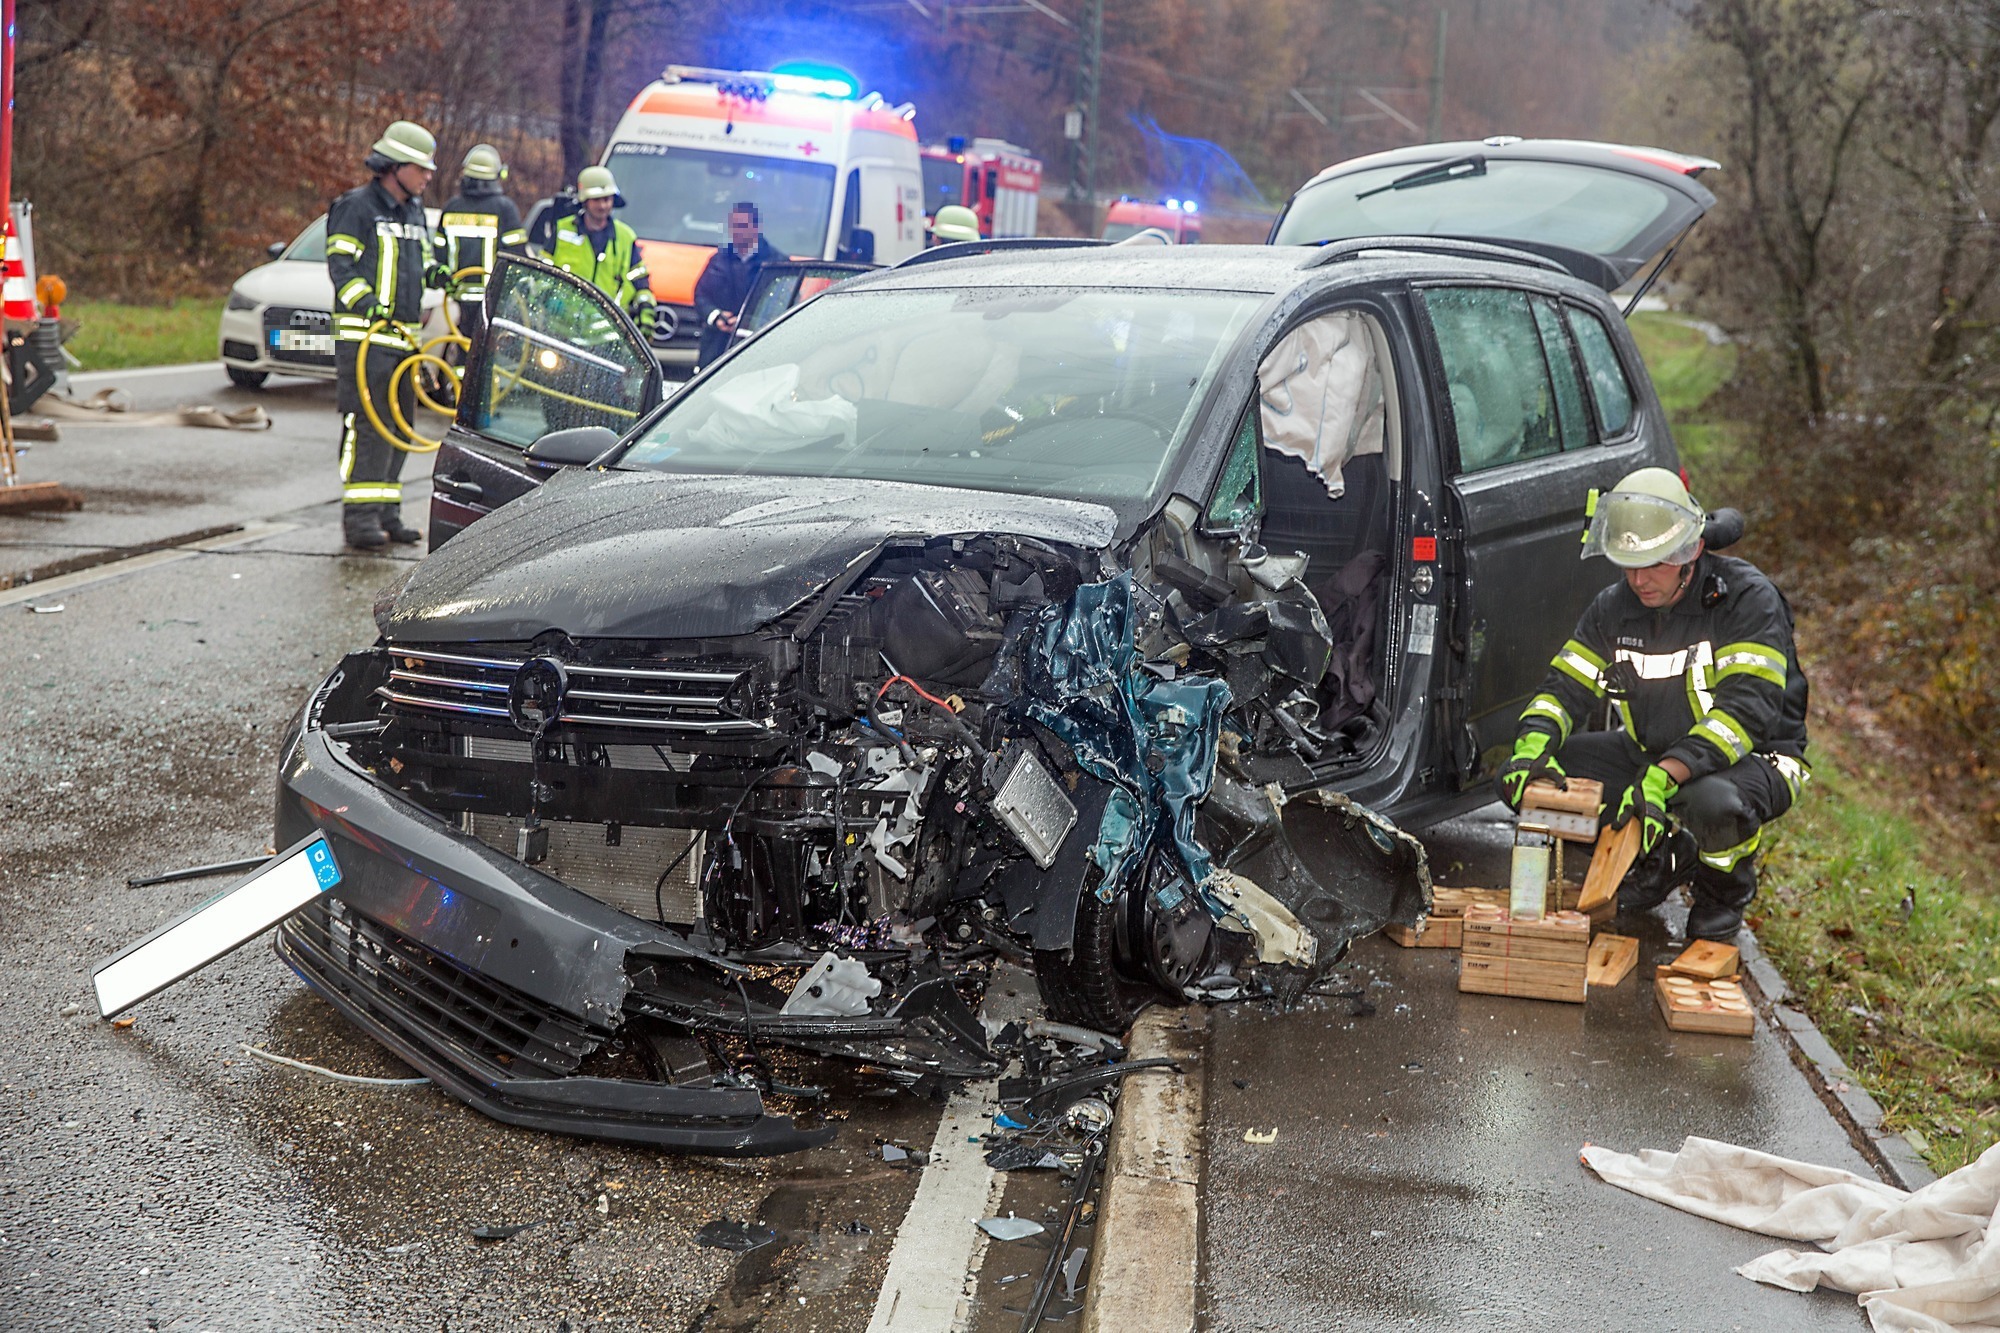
[334,339,415,540]
[1551,730,1803,911]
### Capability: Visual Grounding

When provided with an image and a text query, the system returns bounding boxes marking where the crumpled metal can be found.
[1024,573,1231,906]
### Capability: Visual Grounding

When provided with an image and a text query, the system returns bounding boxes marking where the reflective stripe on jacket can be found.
[435,190,525,300]
[326,179,435,339]
[549,218,656,317]
[1516,552,1810,781]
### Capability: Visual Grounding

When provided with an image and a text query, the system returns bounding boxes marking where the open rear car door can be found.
[428,255,664,548]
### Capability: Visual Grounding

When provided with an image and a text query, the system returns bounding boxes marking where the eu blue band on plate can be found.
[91,833,342,1020]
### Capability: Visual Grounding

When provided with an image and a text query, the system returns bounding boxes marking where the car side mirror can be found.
[525,425,619,466]
[839,228,875,264]
[267,241,286,260]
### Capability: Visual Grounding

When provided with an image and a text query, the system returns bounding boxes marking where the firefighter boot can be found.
[1616,826,1697,915]
[1685,858,1758,942]
[343,506,389,551]
[379,504,422,545]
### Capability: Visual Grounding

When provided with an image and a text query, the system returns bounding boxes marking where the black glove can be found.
[1495,731,1566,812]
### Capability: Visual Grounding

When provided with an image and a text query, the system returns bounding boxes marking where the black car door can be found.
[428,254,664,548]
[734,261,872,344]
[1420,282,1675,773]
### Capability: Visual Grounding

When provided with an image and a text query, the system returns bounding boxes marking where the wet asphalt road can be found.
[0,367,941,1332]
[1199,805,1876,1332]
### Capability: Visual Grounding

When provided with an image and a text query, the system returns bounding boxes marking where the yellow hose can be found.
[353,266,486,455]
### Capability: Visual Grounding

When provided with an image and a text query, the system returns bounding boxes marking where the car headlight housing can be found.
[225,289,258,312]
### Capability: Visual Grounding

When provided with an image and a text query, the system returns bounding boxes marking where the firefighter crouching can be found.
[532,166,659,337]
[1497,468,1810,942]
[435,143,526,349]
[327,120,448,551]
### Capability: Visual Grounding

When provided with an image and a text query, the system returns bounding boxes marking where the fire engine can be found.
[601,65,926,371]
[919,137,1042,239]
[1101,196,1203,244]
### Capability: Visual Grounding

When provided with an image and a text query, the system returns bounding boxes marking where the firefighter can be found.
[327,120,448,551]
[1496,468,1810,941]
[929,204,981,245]
[693,201,783,369]
[434,143,526,348]
[538,166,658,336]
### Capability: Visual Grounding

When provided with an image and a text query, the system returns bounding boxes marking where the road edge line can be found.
[1082,1005,1206,1333]
[1736,928,1937,1191]
[0,521,299,607]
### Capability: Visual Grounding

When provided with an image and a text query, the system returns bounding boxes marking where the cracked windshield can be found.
[621,286,1259,503]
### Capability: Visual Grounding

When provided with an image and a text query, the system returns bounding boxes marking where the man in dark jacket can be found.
[434,143,526,348]
[1495,467,1810,941]
[327,120,446,550]
[693,201,783,369]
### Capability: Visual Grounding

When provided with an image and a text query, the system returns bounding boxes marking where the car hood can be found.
[384,468,1120,643]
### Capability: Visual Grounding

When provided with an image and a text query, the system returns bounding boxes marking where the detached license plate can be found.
[270,328,333,353]
[92,834,342,1019]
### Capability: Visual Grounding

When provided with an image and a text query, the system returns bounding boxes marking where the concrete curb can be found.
[1736,928,1937,1192]
[1082,1006,1206,1333]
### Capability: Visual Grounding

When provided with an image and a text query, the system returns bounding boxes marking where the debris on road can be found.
[469,1221,543,1242]
[25,602,62,613]
[238,1044,431,1087]
[125,853,272,889]
[1243,1128,1278,1145]
[975,1214,1044,1241]
[694,1218,779,1252]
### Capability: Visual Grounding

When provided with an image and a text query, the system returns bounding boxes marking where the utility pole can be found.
[1069,0,1104,230]
[1426,8,1448,143]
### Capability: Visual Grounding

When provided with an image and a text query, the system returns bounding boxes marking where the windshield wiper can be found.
[1355,153,1486,201]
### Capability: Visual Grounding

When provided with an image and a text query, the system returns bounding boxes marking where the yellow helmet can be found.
[931,205,981,244]
[462,144,505,181]
[1583,466,1707,568]
[370,120,437,171]
[576,166,625,206]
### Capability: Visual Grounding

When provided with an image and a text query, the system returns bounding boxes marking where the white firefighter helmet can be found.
[576,166,625,206]
[930,205,981,244]
[371,121,438,172]
[1583,466,1707,568]
[462,144,505,181]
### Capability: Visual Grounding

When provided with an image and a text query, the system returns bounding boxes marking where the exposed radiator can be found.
[464,813,704,924]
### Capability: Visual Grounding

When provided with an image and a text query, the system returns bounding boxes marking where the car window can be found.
[1423,286,1562,473]
[283,215,328,262]
[1565,306,1636,437]
[1206,406,1261,529]
[1530,296,1592,450]
[471,261,655,449]
[621,286,1261,507]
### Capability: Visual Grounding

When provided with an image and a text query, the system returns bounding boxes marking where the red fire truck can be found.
[1101,196,1203,244]
[920,137,1043,238]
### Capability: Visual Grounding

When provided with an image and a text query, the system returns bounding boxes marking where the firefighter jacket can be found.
[326,179,436,350]
[434,183,526,303]
[549,216,656,321]
[1518,552,1810,784]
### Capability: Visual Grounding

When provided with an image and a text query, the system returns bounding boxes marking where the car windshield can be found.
[1274,159,1674,256]
[605,144,837,257]
[283,215,328,262]
[620,286,1260,505]
[922,156,963,212]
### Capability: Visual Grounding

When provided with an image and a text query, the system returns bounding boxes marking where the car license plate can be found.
[92,834,342,1018]
[270,328,333,353]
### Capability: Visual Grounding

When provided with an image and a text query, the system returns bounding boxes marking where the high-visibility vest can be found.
[549,218,655,316]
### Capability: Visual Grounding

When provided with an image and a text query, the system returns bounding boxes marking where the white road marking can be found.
[0,521,299,607]
[867,964,1039,1333]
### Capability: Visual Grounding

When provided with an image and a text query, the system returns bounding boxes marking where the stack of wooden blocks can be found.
[1654,941,1752,1036]
[1457,905,1593,1003]
[1384,885,1507,948]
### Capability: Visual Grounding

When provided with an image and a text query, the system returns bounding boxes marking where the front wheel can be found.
[1035,862,1216,1033]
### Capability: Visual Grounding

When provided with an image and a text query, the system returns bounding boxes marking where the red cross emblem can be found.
[799,141,821,157]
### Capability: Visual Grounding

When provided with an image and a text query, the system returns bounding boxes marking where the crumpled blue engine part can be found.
[1024,573,1232,907]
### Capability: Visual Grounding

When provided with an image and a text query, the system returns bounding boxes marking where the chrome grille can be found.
[380,646,768,736]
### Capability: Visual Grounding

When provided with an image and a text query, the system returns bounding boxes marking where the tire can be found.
[1035,888,1160,1034]
[227,367,269,390]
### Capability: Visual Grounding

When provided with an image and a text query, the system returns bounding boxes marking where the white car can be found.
[218,211,444,389]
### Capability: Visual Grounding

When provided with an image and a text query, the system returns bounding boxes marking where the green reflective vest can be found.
[549,217,656,317]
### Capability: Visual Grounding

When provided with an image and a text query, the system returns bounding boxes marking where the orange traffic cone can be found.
[3,215,36,322]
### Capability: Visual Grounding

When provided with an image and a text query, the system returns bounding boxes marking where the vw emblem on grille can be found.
[508,656,568,735]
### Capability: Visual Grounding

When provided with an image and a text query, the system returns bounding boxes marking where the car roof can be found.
[829,240,1605,301]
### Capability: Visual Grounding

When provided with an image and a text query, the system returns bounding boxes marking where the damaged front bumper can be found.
[273,669,995,1155]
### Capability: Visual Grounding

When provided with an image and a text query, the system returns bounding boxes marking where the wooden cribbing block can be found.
[1457,907,1590,1003]
[1576,818,1641,913]
[1667,940,1740,980]
[1432,886,1508,916]
[1585,933,1639,987]
[1521,777,1606,843]
[1655,966,1754,1036]
[1385,917,1461,948]
[1555,880,1616,927]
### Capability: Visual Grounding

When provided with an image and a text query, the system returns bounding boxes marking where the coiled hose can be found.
[355,265,485,454]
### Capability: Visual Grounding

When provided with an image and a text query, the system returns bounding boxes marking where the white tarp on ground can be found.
[1582,1136,2000,1333]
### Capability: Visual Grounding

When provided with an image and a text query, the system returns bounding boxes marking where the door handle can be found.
[435,475,483,500]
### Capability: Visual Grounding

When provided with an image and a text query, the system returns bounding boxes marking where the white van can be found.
[601,65,925,371]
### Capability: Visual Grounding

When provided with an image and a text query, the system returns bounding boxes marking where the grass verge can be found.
[63,296,222,371]
[1629,307,1999,1177]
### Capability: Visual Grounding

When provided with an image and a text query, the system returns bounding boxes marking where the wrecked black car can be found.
[277,158,1707,1152]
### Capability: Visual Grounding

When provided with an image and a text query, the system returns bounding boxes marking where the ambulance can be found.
[919,137,1043,238]
[600,65,926,371]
